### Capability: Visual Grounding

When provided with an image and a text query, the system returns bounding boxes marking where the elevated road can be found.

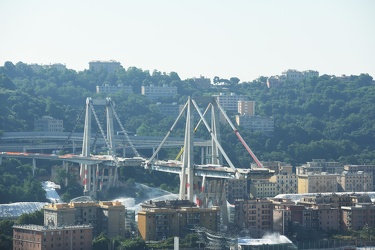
[0,132,210,152]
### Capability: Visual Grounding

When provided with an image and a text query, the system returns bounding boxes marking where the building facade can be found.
[43,201,126,238]
[137,200,220,241]
[235,115,274,134]
[213,93,245,112]
[34,116,64,132]
[297,173,339,194]
[238,100,255,116]
[269,173,298,195]
[344,164,375,189]
[341,204,375,231]
[13,224,92,250]
[96,84,133,95]
[141,85,178,100]
[89,60,122,73]
[249,180,277,198]
[234,199,273,237]
[338,171,373,192]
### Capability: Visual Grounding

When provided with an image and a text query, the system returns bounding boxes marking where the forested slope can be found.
[1,61,374,169]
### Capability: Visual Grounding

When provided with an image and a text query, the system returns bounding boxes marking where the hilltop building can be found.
[191,76,211,89]
[267,69,319,87]
[43,201,126,238]
[238,100,255,116]
[89,60,122,73]
[34,116,64,132]
[213,93,245,112]
[155,102,180,117]
[13,224,92,250]
[137,200,220,241]
[141,85,177,100]
[28,63,66,72]
[96,84,133,95]
[235,115,274,135]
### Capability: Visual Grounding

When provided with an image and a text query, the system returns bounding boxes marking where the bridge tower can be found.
[80,98,118,198]
[179,97,194,201]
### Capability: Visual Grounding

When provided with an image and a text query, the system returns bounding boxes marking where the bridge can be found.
[0,97,274,206]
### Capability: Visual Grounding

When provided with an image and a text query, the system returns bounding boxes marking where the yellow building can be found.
[297,173,338,194]
[137,200,220,241]
[43,201,126,238]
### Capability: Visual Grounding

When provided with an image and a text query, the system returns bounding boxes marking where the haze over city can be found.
[1,0,374,82]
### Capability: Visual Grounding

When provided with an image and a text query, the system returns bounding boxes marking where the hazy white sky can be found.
[1,0,374,82]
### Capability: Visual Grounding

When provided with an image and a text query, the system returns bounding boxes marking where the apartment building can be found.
[225,178,249,204]
[141,85,177,100]
[234,199,273,237]
[344,164,375,189]
[297,193,372,209]
[28,63,67,72]
[96,84,133,95]
[235,115,274,135]
[213,93,245,112]
[13,224,92,250]
[338,171,373,192]
[297,159,343,175]
[341,204,375,231]
[297,173,339,194]
[249,180,277,198]
[43,201,126,238]
[238,100,255,116]
[34,116,64,132]
[137,200,220,241]
[269,173,298,195]
[155,102,180,117]
[89,60,122,73]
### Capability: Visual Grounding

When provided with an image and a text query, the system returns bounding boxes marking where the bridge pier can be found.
[32,158,36,177]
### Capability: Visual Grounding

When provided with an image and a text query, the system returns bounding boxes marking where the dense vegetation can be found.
[1,61,374,168]
[0,158,47,203]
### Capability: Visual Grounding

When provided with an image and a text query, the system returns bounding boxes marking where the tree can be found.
[92,233,110,250]
[118,237,148,250]
[16,210,44,225]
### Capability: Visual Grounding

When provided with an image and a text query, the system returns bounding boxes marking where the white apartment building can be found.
[96,84,133,95]
[213,93,245,112]
[141,85,177,100]
[235,115,274,134]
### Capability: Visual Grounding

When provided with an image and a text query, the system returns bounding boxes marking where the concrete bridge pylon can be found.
[80,97,125,198]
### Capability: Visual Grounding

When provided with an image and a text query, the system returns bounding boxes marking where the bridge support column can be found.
[179,97,194,202]
[32,158,36,177]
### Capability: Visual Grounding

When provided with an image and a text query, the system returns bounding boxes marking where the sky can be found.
[1,0,374,82]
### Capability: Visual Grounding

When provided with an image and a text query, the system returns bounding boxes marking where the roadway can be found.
[0,132,210,152]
